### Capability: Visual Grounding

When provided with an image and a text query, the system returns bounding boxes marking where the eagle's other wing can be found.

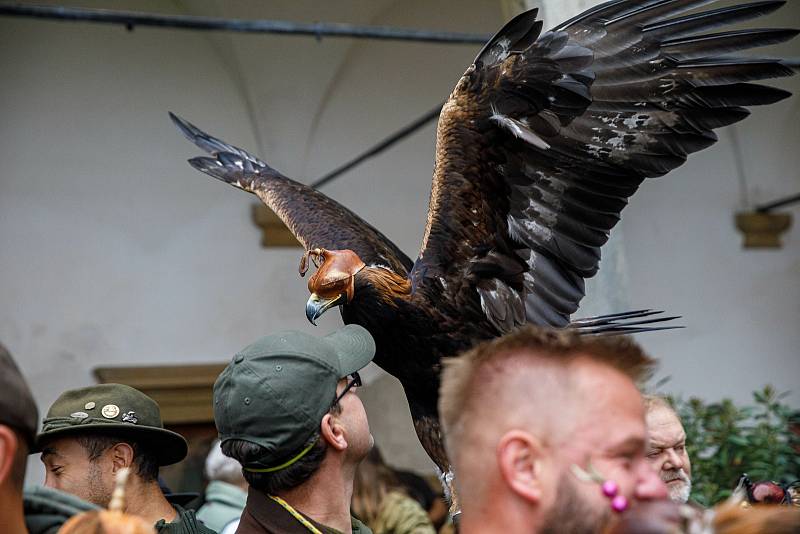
[170,113,413,275]
[412,0,796,331]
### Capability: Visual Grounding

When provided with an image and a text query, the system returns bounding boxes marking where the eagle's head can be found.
[300,248,365,325]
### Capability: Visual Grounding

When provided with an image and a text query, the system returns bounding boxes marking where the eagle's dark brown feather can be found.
[411,0,796,333]
[170,113,413,277]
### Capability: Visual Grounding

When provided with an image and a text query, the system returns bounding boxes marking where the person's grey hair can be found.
[205,439,244,484]
[643,395,677,416]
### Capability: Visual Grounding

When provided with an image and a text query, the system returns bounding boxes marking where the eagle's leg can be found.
[437,466,461,521]
[412,415,462,518]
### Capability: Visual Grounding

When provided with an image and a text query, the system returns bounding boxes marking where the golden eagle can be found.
[172,0,797,507]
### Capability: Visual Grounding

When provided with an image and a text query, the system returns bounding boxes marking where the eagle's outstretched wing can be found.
[170,113,413,275]
[412,0,796,331]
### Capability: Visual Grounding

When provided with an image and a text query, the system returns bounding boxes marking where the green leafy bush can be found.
[670,386,800,507]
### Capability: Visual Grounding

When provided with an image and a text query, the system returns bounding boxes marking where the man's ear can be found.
[497,430,546,504]
[0,425,20,486]
[320,413,347,452]
[108,442,135,474]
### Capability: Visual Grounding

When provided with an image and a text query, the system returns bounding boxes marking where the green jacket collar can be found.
[154,503,217,534]
[24,486,98,534]
[238,487,372,534]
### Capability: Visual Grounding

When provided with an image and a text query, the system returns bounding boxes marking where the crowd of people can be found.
[0,324,797,534]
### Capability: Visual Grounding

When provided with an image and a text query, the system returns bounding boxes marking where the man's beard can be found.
[85,461,113,508]
[661,468,691,503]
[540,472,610,534]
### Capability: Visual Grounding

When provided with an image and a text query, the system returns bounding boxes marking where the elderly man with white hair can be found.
[643,396,693,504]
[196,439,247,533]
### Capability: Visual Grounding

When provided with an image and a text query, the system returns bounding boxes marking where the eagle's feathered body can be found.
[344,266,501,471]
[172,0,797,506]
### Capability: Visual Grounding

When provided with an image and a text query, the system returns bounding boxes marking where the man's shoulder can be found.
[350,516,373,534]
[238,489,373,534]
[375,491,434,534]
[155,504,219,534]
[24,486,99,534]
[196,481,247,530]
[196,498,245,531]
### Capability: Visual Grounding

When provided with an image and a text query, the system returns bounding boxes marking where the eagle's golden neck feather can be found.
[360,267,412,305]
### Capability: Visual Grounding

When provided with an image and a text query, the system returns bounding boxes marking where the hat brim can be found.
[32,424,188,466]
[324,324,375,377]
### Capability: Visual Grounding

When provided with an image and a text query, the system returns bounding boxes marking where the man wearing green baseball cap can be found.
[214,324,376,534]
[34,383,215,534]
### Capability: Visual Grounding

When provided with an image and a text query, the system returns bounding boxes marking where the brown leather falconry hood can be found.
[299,248,365,303]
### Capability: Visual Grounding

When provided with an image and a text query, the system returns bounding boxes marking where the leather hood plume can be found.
[299,248,365,303]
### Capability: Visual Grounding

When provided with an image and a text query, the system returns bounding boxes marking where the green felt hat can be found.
[213,324,374,471]
[34,383,188,466]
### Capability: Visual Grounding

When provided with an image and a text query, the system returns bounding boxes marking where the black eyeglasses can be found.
[333,372,362,406]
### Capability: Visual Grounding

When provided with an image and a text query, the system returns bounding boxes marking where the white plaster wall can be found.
[2,0,798,484]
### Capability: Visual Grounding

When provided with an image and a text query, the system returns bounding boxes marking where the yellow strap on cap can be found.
[242,441,316,473]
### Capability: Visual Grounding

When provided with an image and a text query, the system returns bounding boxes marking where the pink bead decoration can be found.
[601,480,618,497]
[611,495,628,513]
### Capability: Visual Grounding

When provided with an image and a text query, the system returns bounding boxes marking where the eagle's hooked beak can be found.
[305,292,347,325]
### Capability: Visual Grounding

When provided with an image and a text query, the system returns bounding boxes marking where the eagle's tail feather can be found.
[568,309,683,335]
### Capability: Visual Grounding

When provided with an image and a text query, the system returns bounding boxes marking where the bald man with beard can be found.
[439,326,668,534]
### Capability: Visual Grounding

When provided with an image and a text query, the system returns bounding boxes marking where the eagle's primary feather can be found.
[172,0,797,510]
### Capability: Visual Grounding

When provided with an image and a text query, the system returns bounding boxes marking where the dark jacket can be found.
[236,487,372,534]
[23,485,215,534]
[24,486,98,534]
[155,503,218,534]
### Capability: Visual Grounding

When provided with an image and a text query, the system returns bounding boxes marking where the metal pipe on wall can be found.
[0,4,492,44]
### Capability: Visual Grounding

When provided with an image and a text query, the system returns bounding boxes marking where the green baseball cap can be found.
[34,383,188,466]
[0,342,38,448]
[213,324,375,471]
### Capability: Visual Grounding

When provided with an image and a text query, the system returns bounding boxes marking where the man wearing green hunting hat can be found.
[214,324,376,534]
[34,383,215,534]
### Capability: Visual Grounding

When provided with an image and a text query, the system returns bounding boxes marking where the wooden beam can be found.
[251,204,303,248]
